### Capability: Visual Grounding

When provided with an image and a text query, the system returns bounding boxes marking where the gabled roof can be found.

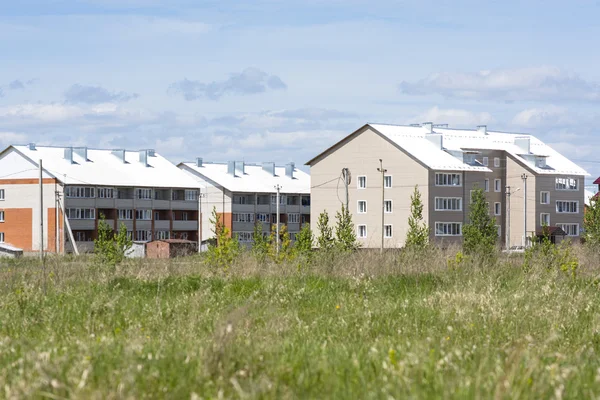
[307,123,589,176]
[594,177,600,185]
[585,189,598,207]
[5,145,201,188]
[179,162,310,194]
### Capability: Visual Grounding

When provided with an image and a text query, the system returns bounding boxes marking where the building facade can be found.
[307,123,588,249]
[0,144,201,254]
[178,159,310,247]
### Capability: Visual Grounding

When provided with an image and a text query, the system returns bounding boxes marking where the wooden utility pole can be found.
[39,160,46,295]
[275,184,281,255]
[377,159,387,254]
[342,168,350,211]
[522,173,528,246]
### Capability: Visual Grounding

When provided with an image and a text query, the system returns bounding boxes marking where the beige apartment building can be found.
[178,159,310,248]
[0,144,201,254]
[307,123,588,249]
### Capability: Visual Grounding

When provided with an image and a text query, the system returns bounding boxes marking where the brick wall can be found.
[0,208,32,251]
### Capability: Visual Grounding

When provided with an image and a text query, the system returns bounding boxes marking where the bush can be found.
[94,214,132,267]
[462,188,498,258]
[205,207,240,272]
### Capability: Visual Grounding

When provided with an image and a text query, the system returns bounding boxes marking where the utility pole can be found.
[275,184,281,255]
[377,159,387,254]
[506,185,511,250]
[521,173,528,247]
[342,168,350,211]
[39,159,46,295]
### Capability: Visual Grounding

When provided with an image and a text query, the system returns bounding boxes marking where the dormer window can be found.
[535,156,547,168]
[463,153,476,165]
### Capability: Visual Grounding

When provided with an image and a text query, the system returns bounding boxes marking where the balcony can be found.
[172,220,198,231]
[68,219,95,230]
[154,220,170,230]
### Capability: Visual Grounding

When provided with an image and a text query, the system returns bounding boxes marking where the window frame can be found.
[435,173,462,187]
[540,191,550,204]
[384,224,393,238]
[482,157,489,167]
[494,157,500,168]
[556,200,579,214]
[434,222,462,236]
[287,213,301,223]
[556,223,579,236]
[0,232,5,243]
[555,177,579,191]
[540,213,550,226]
[0,210,4,222]
[357,176,367,189]
[0,189,5,201]
[494,179,501,192]
[434,197,462,211]
[384,175,392,189]
[357,224,367,238]
[357,200,367,214]
[484,179,489,192]
[384,199,393,214]
[494,202,501,216]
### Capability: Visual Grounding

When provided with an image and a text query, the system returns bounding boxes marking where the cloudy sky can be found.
[2,0,600,183]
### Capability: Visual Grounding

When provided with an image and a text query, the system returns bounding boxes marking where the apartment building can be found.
[178,159,310,247]
[307,123,588,248]
[0,144,201,253]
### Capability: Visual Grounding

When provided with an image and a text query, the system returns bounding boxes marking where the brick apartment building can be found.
[178,159,310,248]
[307,123,589,248]
[0,144,202,254]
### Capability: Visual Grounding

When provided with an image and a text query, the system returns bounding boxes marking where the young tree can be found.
[94,214,132,266]
[316,210,335,250]
[268,223,293,263]
[335,205,358,251]
[206,206,240,271]
[294,223,314,259]
[584,195,600,249]
[462,188,498,256]
[404,185,429,250]
[251,221,269,260]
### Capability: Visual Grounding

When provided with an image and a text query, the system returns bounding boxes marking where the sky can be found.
[1,0,600,185]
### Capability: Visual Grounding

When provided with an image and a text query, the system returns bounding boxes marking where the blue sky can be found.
[1,0,600,183]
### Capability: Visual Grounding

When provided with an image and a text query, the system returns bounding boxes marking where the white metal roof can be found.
[180,162,311,194]
[0,243,23,252]
[368,124,589,176]
[9,145,202,188]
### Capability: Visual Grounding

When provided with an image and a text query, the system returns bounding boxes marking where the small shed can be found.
[146,239,197,259]
[125,241,147,258]
[0,243,24,258]
[535,226,567,245]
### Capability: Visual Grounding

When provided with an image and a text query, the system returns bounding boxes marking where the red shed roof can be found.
[594,177,600,184]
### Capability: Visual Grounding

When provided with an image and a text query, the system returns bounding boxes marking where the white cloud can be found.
[399,66,600,103]
[0,132,28,148]
[0,104,85,122]
[412,106,495,126]
[511,106,571,127]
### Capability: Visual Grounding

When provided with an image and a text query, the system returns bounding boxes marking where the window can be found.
[540,213,550,226]
[494,179,501,192]
[494,202,501,216]
[233,213,255,223]
[556,177,578,191]
[136,230,152,242]
[256,213,270,223]
[482,157,489,167]
[65,208,95,220]
[496,225,501,237]
[0,189,4,200]
[233,195,247,205]
[540,191,550,204]
[287,196,299,206]
[556,201,578,213]
[135,209,152,220]
[357,201,367,214]
[435,222,462,236]
[0,211,3,222]
[288,213,300,223]
[65,186,95,198]
[535,157,547,168]
[435,173,461,186]
[271,194,286,205]
[357,225,367,238]
[98,187,115,199]
[185,190,198,201]
[384,175,392,188]
[556,223,579,236]
[384,225,393,238]
[384,200,393,213]
[464,153,476,165]
[357,176,367,189]
[301,196,311,206]
[118,209,133,220]
[236,232,253,242]
[154,211,160,221]
[494,157,500,168]
[0,232,5,242]
[75,231,93,242]
[155,230,170,240]
[301,214,310,224]
[484,179,489,192]
[182,212,189,221]
[435,197,462,211]
[136,188,152,200]
[181,232,188,240]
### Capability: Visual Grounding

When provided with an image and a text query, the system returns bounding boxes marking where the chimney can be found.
[147,149,155,157]
[196,157,203,167]
[285,162,295,179]
[227,161,236,176]
[477,125,487,135]
[139,150,149,167]
[64,147,74,164]
[235,161,245,175]
[422,122,433,134]
[111,149,126,163]
[425,134,443,150]
[514,136,531,154]
[74,147,88,161]
[28,143,36,151]
[262,162,275,176]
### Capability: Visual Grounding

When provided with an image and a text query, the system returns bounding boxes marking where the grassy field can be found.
[1,249,600,399]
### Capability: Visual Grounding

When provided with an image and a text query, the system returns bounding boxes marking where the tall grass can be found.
[1,247,600,398]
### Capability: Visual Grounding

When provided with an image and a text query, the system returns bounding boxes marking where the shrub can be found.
[94,214,132,267]
[335,205,358,251]
[316,210,335,251]
[405,185,429,251]
[462,187,498,258]
[205,207,240,272]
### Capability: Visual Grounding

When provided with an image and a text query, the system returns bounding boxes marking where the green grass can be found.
[1,251,600,398]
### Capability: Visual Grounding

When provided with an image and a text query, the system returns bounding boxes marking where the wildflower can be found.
[336,305,341,310]
[445,336,450,341]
